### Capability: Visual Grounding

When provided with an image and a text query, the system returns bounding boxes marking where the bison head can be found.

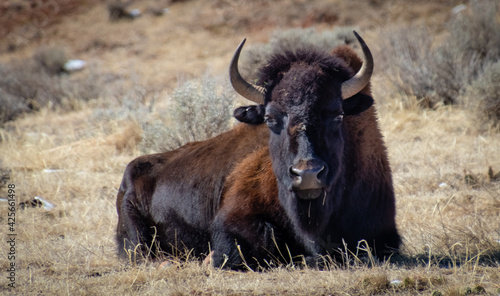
[229,32,374,236]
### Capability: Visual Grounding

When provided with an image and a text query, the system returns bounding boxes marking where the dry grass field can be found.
[1,0,499,295]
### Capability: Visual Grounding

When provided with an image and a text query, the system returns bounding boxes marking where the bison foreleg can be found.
[211,214,301,270]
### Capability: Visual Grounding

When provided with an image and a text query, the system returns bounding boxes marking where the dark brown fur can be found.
[116,43,399,269]
[116,123,269,258]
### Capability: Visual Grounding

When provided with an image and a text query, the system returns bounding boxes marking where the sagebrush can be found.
[378,0,500,120]
[139,76,236,153]
[464,61,500,129]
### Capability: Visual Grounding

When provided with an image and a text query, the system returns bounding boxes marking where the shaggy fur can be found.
[116,42,399,269]
[115,123,269,258]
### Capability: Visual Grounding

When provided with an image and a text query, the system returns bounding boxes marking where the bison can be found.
[116,31,400,269]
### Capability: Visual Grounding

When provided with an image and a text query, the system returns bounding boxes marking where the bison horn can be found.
[229,39,266,104]
[341,31,374,100]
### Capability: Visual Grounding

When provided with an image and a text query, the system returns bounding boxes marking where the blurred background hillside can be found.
[1,0,499,129]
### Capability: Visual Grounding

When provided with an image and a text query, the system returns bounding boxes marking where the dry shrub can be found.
[0,88,30,124]
[33,46,68,75]
[464,61,500,129]
[0,48,147,125]
[239,26,357,81]
[379,0,500,114]
[437,0,500,110]
[139,76,236,153]
[378,26,444,108]
[0,55,65,122]
[445,0,500,71]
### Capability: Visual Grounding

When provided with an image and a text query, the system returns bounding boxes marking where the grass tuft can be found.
[361,274,390,294]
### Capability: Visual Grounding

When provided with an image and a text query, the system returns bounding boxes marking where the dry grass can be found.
[1,0,500,295]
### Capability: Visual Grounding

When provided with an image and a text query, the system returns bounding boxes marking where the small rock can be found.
[34,196,56,210]
[63,59,86,72]
[390,279,402,286]
[129,9,141,18]
[452,4,466,14]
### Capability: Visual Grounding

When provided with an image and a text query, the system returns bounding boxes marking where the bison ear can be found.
[233,105,266,124]
[342,93,373,115]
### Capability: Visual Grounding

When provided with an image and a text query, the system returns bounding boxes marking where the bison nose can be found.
[289,159,328,191]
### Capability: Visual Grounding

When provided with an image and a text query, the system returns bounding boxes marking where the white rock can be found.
[390,280,402,286]
[63,59,87,72]
[129,9,142,18]
[34,196,55,210]
[43,169,65,173]
[452,4,466,14]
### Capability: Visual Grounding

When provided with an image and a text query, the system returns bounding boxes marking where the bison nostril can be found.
[317,165,328,180]
[310,165,325,182]
[289,166,303,188]
[289,166,302,178]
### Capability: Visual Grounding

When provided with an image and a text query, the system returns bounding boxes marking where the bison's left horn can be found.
[229,39,266,104]
[341,31,374,100]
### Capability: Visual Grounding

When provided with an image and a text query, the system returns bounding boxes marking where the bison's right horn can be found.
[229,39,266,104]
[341,31,374,100]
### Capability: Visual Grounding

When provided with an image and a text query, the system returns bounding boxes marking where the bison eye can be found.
[265,117,277,127]
[333,112,344,123]
[265,116,283,134]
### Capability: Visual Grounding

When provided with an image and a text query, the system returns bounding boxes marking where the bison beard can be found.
[116,31,400,270]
